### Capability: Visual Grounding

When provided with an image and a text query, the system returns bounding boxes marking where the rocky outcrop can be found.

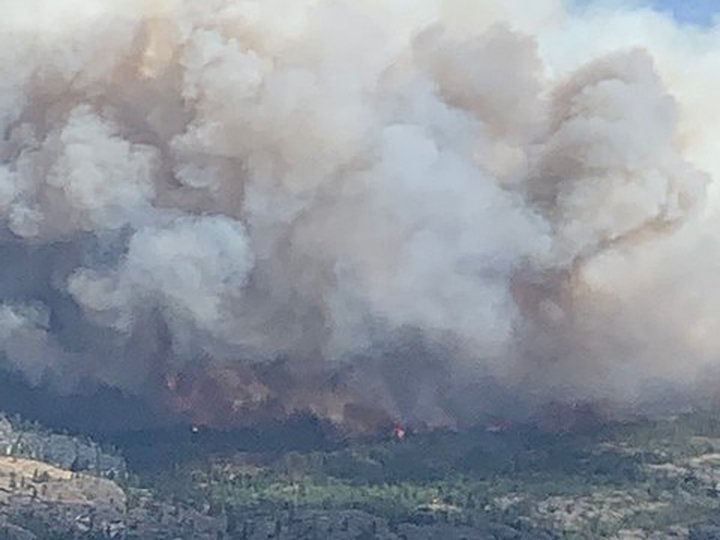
[0,415,125,477]
[221,508,558,540]
[0,455,126,539]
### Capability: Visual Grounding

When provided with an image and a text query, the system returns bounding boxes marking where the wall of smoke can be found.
[0,0,719,429]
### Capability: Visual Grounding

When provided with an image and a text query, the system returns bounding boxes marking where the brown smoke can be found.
[0,0,718,432]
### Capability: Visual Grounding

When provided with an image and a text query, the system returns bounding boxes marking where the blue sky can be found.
[649,0,718,24]
[581,0,718,25]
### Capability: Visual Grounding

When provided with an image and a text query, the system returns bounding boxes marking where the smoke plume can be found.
[0,0,719,432]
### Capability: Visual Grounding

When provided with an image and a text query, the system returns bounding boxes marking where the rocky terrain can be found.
[0,416,125,477]
[0,455,227,539]
[0,455,125,538]
[0,416,226,539]
[5,413,720,538]
[220,507,558,540]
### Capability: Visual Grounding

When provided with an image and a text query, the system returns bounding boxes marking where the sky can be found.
[650,0,718,24]
[580,0,718,25]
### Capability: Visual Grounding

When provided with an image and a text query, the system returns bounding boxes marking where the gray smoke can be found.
[0,0,718,430]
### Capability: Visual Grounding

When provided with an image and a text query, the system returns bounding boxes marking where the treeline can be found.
[0,412,127,478]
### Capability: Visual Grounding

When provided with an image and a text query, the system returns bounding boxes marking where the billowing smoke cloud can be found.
[0,0,719,432]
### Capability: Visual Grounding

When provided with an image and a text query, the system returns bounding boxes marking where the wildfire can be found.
[165,373,179,392]
[393,424,407,442]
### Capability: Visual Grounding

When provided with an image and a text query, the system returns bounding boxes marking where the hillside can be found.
[0,452,228,540]
[126,413,720,540]
[7,413,720,538]
[0,456,124,538]
[0,415,125,476]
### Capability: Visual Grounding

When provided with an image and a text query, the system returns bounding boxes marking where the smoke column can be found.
[0,0,719,431]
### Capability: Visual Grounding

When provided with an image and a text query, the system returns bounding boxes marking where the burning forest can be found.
[0,0,719,436]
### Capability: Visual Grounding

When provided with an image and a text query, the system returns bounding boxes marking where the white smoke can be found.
[0,0,718,428]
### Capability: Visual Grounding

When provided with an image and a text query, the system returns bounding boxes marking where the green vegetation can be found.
[7,411,720,537]
[112,413,720,537]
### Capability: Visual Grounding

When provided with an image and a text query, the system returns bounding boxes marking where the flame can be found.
[165,373,178,392]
